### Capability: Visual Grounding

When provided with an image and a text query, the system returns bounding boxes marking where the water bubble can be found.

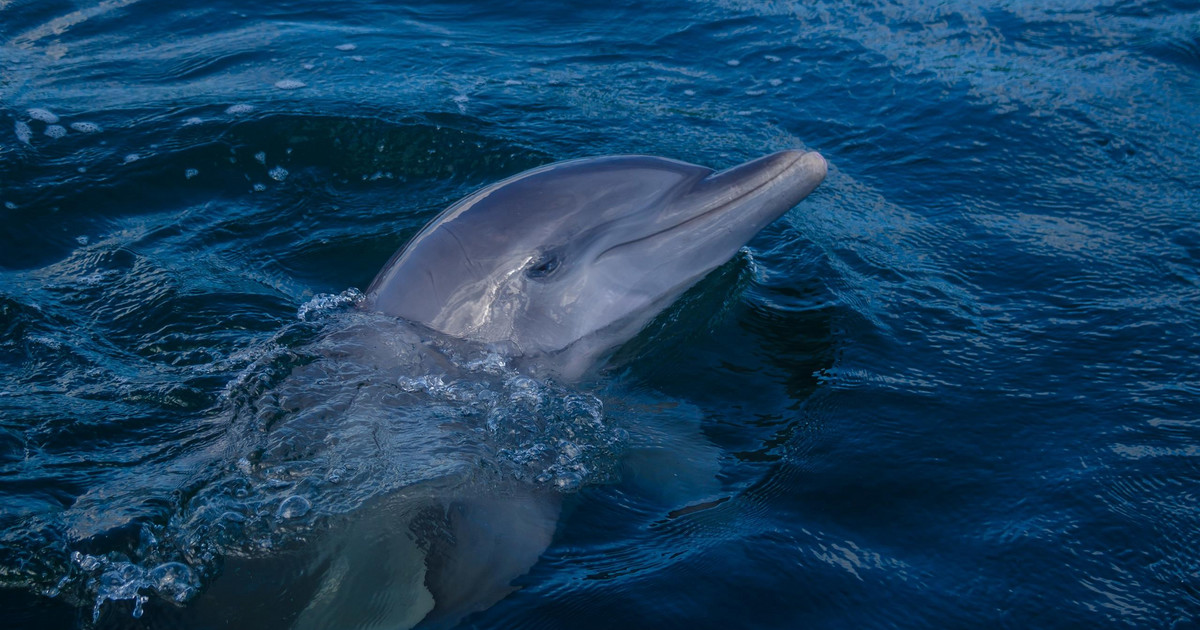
[4,201,16,210]
[335,43,357,51]
[268,166,288,181]
[27,108,59,123]
[274,79,306,90]
[185,168,198,179]
[225,103,255,115]
[254,151,266,164]
[70,121,102,133]
[14,121,32,144]
[148,563,197,602]
[276,495,311,519]
[44,124,67,138]
[252,183,267,192]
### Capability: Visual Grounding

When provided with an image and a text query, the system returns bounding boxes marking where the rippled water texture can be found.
[3,0,1200,628]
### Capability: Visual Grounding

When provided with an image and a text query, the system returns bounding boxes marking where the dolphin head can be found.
[366,150,826,378]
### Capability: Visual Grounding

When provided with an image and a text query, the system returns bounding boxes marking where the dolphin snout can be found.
[768,149,827,185]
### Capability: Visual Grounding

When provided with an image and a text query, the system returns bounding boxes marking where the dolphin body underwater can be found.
[223,149,825,629]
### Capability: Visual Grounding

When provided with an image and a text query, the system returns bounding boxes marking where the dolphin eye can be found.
[526,253,561,279]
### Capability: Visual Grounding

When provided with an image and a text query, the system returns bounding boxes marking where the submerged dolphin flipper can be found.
[295,512,435,630]
[293,487,560,630]
[422,491,561,627]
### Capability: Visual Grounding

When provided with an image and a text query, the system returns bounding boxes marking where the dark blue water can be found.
[3,0,1199,627]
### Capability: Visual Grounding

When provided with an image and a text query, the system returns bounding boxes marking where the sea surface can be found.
[2,0,1199,628]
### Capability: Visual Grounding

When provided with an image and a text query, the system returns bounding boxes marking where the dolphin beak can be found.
[696,149,827,218]
[667,149,826,239]
[597,149,827,265]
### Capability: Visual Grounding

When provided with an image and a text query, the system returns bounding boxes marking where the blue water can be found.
[3,0,1199,627]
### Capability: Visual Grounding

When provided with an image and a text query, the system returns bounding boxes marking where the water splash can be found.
[69,551,199,622]
[296,288,364,321]
[44,292,623,619]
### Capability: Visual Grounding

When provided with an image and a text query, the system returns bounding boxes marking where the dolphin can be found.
[366,149,827,380]
[278,149,827,630]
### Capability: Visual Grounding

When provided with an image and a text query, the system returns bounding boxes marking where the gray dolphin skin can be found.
[366,149,828,380]
[295,149,828,630]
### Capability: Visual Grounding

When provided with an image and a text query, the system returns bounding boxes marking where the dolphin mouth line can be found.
[595,151,808,263]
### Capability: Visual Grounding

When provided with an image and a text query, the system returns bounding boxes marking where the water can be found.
[2,0,1199,627]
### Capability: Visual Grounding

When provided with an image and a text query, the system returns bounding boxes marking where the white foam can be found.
[185,168,198,179]
[726,59,741,66]
[183,116,204,126]
[124,153,140,163]
[335,43,356,51]
[44,124,67,138]
[768,78,783,87]
[684,89,696,96]
[765,55,782,62]
[225,103,255,115]
[5,202,16,210]
[297,288,364,321]
[14,121,32,144]
[70,121,102,133]
[268,166,288,181]
[274,79,306,90]
[76,235,88,245]
[252,183,266,192]
[254,151,266,164]
[350,55,364,62]
[27,108,59,123]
